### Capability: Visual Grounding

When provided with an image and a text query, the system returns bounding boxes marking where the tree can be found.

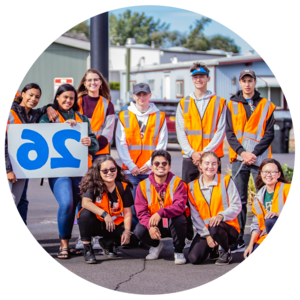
[209,34,240,53]
[109,10,170,47]
[167,30,188,47]
[67,21,90,40]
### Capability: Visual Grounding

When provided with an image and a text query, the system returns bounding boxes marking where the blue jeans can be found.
[126,173,149,230]
[49,177,82,240]
[17,179,29,225]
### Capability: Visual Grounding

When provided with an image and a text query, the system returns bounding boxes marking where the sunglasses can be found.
[153,161,168,167]
[100,167,117,175]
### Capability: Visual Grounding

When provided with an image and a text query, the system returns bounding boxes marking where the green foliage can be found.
[167,30,188,47]
[109,82,120,90]
[67,21,90,40]
[282,164,293,182]
[209,34,240,53]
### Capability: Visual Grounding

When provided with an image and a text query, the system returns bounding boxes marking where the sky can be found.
[109,5,253,54]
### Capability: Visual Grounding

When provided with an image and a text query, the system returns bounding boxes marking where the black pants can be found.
[188,222,238,264]
[134,214,187,253]
[78,209,125,248]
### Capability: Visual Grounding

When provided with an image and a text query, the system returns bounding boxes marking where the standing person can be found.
[176,62,226,243]
[116,83,168,232]
[77,155,133,264]
[134,150,188,264]
[187,152,241,265]
[244,159,290,258]
[39,84,99,259]
[6,83,58,223]
[226,69,276,253]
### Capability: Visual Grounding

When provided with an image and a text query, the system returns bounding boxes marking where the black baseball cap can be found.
[133,83,151,95]
[239,69,256,80]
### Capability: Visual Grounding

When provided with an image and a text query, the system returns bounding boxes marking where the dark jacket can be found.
[5,102,48,173]
[225,90,275,157]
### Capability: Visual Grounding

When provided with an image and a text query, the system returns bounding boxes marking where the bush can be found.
[282,164,293,182]
[109,82,120,90]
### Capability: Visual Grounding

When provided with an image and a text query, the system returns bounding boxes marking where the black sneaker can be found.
[209,246,219,260]
[83,243,97,264]
[99,238,117,258]
[215,251,232,266]
[229,242,245,253]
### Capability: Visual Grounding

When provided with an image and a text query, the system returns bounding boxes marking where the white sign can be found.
[54,78,74,95]
[7,123,88,179]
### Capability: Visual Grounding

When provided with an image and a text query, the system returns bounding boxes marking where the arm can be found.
[121,207,132,245]
[84,116,99,155]
[244,231,260,258]
[134,185,151,230]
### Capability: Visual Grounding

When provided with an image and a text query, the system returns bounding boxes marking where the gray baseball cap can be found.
[133,83,151,94]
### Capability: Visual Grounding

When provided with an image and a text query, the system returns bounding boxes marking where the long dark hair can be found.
[79,155,133,200]
[77,69,111,100]
[14,83,42,104]
[255,158,290,190]
[53,84,79,111]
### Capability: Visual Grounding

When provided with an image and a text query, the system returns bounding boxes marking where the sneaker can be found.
[92,236,101,250]
[98,238,117,258]
[229,242,245,253]
[75,237,84,250]
[83,243,96,264]
[174,253,186,265]
[145,241,164,260]
[215,251,232,266]
[209,246,219,260]
[184,238,193,249]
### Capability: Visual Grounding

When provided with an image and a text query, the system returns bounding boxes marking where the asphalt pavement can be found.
[25,146,295,294]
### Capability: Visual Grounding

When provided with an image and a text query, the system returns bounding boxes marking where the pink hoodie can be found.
[135,172,187,230]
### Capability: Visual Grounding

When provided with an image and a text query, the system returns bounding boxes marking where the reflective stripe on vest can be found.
[8,110,22,124]
[278,181,285,212]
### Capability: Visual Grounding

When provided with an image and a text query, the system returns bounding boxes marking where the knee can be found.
[134,223,147,240]
[171,214,187,227]
[265,216,278,233]
[209,225,220,239]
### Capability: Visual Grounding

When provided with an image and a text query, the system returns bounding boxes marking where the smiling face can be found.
[151,156,171,178]
[199,154,218,179]
[261,163,281,187]
[84,72,102,96]
[56,91,75,111]
[99,160,117,184]
[192,74,210,91]
[20,88,41,110]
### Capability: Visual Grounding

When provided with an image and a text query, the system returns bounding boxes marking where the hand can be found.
[81,137,91,146]
[244,245,253,259]
[240,151,256,165]
[130,166,140,176]
[104,214,115,232]
[121,229,131,245]
[206,235,218,248]
[7,171,17,183]
[64,119,77,127]
[209,214,224,227]
[46,106,58,122]
[149,213,162,227]
[265,211,279,219]
[139,164,150,174]
[192,151,202,165]
[149,226,161,240]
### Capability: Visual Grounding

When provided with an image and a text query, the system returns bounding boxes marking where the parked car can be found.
[110,99,179,147]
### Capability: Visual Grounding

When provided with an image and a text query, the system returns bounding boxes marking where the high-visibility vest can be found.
[252,182,290,244]
[227,98,276,163]
[55,111,92,168]
[119,110,166,169]
[77,182,127,225]
[188,174,240,233]
[179,95,226,157]
[16,91,21,97]
[139,175,190,216]
[78,96,110,155]
[7,110,23,125]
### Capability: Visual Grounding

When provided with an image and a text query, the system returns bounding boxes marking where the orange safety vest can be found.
[55,111,92,168]
[139,175,190,216]
[119,110,166,169]
[180,95,226,157]
[188,174,240,233]
[7,110,23,125]
[227,98,276,163]
[252,182,290,244]
[77,182,127,225]
[78,96,110,155]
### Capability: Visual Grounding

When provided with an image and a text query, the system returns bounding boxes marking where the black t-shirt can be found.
[82,182,133,208]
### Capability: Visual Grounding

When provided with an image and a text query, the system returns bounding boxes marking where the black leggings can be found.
[188,222,238,264]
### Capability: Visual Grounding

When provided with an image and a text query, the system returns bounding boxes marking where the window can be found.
[148,79,155,91]
[256,87,283,109]
[176,80,184,98]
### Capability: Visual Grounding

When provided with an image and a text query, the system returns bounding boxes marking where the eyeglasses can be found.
[85,78,101,83]
[261,171,279,176]
[100,167,117,175]
[153,161,168,167]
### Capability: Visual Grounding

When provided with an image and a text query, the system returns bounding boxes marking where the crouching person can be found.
[134,150,188,265]
[77,155,134,264]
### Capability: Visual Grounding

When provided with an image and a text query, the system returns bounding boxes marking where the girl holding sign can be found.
[6,83,58,223]
[39,84,99,259]
[77,155,133,264]
[244,158,290,258]
[187,152,242,265]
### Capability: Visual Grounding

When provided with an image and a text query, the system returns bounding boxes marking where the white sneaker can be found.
[174,253,186,265]
[145,241,164,260]
[92,236,101,250]
[75,237,84,250]
[184,238,193,249]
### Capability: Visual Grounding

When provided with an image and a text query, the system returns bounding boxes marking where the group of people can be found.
[6,62,291,266]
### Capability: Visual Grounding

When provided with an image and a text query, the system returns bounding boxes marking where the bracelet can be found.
[123,229,132,235]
